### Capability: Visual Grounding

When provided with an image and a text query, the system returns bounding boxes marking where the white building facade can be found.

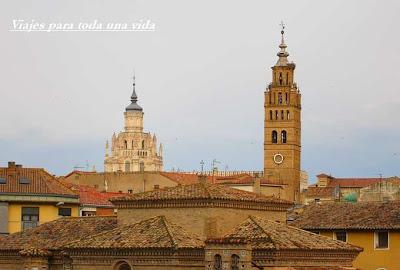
[104,78,163,172]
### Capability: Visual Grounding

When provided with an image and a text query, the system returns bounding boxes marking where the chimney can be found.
[253,173,261,194]
[8,161,16,169]
[198,174,207,184]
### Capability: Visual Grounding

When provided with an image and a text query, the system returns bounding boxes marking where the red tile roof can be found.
[160,172,266,185]
[0,164,76,198]
[111,182,291,205]
[0,216,117,251]
[291,202,400,230]
[61,182,127,207]
[219,216,361,252]
[159,172,213,184]
[66,216,204,249]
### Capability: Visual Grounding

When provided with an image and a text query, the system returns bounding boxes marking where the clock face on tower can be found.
[273,153,284,164]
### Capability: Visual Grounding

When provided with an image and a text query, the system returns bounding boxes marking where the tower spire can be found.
[126,72,143,112]
[276,22,289,66]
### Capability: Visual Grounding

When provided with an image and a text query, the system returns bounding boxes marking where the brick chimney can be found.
[8,161,16,169]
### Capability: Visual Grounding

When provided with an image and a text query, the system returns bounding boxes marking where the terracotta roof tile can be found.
[111,182,291,205]
[291,202,400,230]
[62,182,127,207]
[159,172,212,184]
[66,216,204,249]
[0,216,117,251]
[221,216,361,252]
[0,166,76,197]
[160,172,264,186]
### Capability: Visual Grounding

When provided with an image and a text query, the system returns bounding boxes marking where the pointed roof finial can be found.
[126,71,143,112]
[275,21,290,66]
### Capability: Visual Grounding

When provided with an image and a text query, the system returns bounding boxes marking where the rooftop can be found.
[111,182,291,206]
[0,216,117,251]
[218,216,361,252]
[65,216,204,249]
[290,202,400,230]
[0,162,77,198]
[61,182,127,207]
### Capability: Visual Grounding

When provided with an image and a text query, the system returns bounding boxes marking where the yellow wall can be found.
[8,203,79,234]
[320,230,400,270]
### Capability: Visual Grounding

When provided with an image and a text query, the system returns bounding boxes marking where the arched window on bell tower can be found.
[279,72,283,85]
[286,72,289,85]
[124,140,128,149]
[281,130,287,143]
[272,131,278,143]
[275,110,278,120]
[281,110,284,120]
[269,110,273,120]
[287,110,290,120]
[278,92,282,104]
[141,140,145,149]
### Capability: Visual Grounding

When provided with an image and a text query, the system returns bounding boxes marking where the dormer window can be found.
[19,178,31,184]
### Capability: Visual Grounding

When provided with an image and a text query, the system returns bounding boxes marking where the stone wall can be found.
[118,207,286,238]
[64,172,177,194]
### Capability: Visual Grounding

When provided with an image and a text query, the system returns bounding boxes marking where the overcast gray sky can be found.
[0,0,399,181]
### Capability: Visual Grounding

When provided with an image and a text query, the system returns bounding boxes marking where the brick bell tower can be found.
[264,26,301,203]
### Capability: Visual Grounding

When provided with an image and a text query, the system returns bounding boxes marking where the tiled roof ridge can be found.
[201,182,212,198]
[112,183,291,206]
[248,216,275,247]
[160,216,178,249]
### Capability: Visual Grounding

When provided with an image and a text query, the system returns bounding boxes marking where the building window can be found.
[142,140,145,149]
[0,178,6,184]
[128,189,133,194]
[114,261,132,270]
[231,254,239,270]
[21,207,39,230]
[19,178,31,184]
[139,162,145,172]
[285,92,288,103]
[272,131,278,143]
[281,130,287,143]
[281,110,284,120]
[279,72,283,85]
[124,140,128,149]
[275,110,278,120]
[375,231,389,249]
[125,161,131,172]
[214,254,222,270]
[82,211,96,216]
[269,110,273,120]
[335,231,347,242]
[278,92,282,104]
[286,73,289,85]
[58,208,72,217]
[287,110,290,120]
